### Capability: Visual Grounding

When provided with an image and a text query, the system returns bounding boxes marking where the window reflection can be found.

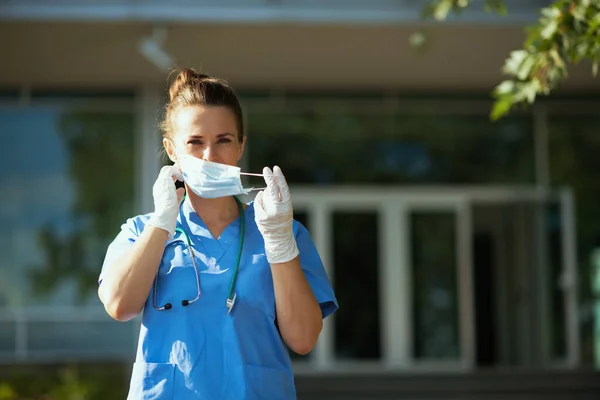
[410,211,460,360]
[388,115,534,184]
[245,106,534,185]
[27,319,136,355]
[333,212,380,360]
[0,106,135,307]
[246,110,391,184]
[545,202,566,360]
[0,90,19,100]
[548,115,600,365]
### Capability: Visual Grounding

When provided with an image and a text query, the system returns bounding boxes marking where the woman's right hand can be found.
[99,164,184,321]
[146,165,185,238]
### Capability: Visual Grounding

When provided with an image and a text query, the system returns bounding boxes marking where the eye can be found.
[187,139,203,146]
[218,138,232,144]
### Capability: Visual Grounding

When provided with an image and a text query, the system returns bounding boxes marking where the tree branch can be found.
[424,0,600,120]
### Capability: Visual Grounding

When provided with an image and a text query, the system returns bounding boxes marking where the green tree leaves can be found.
[425,0,600,120]
[423,0,507,21]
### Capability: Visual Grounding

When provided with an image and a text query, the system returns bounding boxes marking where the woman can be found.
[98,68,338,399]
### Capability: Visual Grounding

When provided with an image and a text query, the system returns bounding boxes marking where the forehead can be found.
[172,105,238,137]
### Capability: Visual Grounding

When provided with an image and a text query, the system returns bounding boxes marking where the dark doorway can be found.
[473,231,497,367]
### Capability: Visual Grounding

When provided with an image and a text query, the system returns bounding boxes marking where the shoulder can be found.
[119,212,154,238]
[292,219,310,238]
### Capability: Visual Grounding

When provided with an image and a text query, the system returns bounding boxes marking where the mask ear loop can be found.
[239,172,267,191]
[239,172,264,177]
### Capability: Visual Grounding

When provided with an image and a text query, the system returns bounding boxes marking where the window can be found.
[245,101,534,185]
[548,113,600,365]
[244,96,537,363]
[410,211,460,360]
[333,211,381,360]
[0,99,135,308]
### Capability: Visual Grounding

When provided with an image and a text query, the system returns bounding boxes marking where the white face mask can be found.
[177,154,259,199]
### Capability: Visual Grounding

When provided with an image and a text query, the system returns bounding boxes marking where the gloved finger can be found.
[273,166,290,203]
[255,190,263,206]
[262,166,280,202]
[155,166,176,193]
[161,165,183,182]
[254,191,265,217]
[172,166,184,182]
[172,162,183,177]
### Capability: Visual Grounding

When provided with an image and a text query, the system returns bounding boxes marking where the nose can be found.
[202,145,218,163]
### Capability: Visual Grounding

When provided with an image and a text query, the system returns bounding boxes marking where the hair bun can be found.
[168,68,212,102]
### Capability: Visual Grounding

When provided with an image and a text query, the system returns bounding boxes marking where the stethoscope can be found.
[152,195,245,315]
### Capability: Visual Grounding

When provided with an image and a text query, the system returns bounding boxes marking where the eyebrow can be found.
[186,133,235,140]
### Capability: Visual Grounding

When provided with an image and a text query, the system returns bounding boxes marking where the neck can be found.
[185,191,239,225]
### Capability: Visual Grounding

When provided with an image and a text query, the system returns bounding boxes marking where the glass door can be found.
[469,192,579,369]
[288,187,578,371]
[540,192,579,368]
[410,209,461,361]
[381,198,474,370]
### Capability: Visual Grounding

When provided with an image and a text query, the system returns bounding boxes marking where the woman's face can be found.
[166,105,245,166]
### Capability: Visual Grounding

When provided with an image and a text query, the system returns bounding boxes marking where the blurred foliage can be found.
[27,112,135,302]
[0,364,128,400]
[246,110,535,185]
[425,0,600,120]
[423,0,507,20]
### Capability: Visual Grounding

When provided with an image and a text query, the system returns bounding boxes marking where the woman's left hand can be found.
[254,166,300,264]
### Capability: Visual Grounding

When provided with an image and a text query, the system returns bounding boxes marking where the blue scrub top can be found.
[99,198,338,400]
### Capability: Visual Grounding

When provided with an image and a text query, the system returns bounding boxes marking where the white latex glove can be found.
[254,166,300,264]
[146,165,185,239]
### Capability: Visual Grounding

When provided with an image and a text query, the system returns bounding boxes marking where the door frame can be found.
[286,185,578,374]
[392,196,474,370]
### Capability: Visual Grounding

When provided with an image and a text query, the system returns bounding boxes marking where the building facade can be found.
[1,0,600,375]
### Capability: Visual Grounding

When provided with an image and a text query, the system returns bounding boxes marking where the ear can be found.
[163,138,178,163]
[237,135,247,162]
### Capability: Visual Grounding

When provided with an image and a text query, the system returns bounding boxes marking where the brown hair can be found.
[161,68,244,142]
